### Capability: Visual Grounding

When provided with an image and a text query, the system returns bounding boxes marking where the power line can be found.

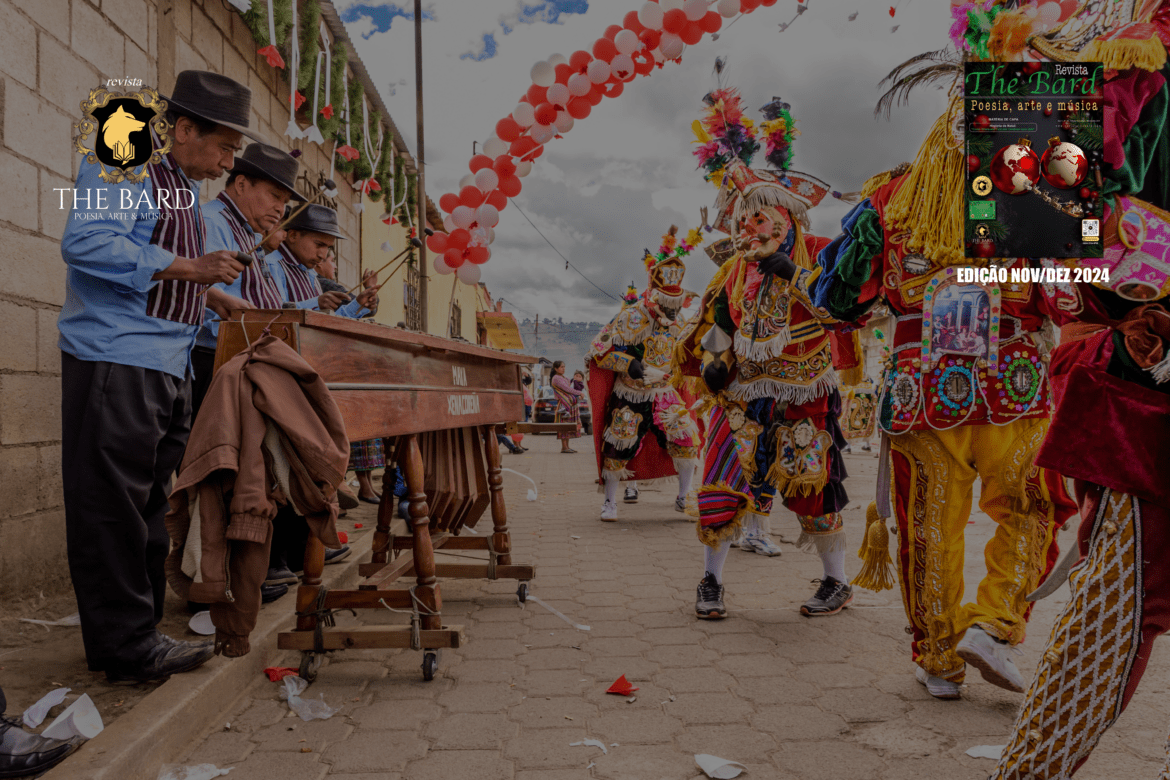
[507,197,619,302]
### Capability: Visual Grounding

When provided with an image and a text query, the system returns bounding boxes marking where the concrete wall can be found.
[0,0,386,598]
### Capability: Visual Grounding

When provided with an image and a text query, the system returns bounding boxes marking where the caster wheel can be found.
[517,582,529,604]
[299,651,323,682]
[422,650,439,681]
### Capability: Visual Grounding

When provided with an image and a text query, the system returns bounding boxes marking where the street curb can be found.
[43,531,373,780]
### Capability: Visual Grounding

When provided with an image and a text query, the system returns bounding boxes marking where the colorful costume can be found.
[839,379,877,448]
[814,97,1081,691]
[984,2,1170,775]
[551,373,583,441]
[587,229,702,520]
[674,89,857,616]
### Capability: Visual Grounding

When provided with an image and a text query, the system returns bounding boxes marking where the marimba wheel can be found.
[422,650,440,681]
[299,651,323,682]
[517,582,529,604]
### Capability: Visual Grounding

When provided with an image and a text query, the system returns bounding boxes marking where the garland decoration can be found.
[241,0,292,69]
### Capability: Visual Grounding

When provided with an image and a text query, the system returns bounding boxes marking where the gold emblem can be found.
[74,86,171,184]
[972,176,992,196]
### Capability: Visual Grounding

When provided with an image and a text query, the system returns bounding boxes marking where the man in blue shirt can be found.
[58,71,257,684]
[270,203,378,317]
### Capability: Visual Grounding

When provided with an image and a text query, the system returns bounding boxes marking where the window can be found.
[449,302,462,339]
[404,263,422,331]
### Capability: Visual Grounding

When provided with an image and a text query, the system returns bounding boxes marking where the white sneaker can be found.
[956,626,1026,693]
[740,534,783,556]
[674,497,686,513]
[600,500,618,522]
[623,486,639,503]
[915,666,962,700]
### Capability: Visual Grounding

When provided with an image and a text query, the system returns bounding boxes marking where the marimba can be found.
[215,310,542,680]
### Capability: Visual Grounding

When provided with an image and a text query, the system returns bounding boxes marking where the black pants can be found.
[190,346,217,422]
[0,685,6,714]
[61,353,192,669]
[270,506,310,572]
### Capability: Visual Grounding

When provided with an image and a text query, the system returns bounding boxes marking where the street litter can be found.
[695,754,747,779]
[528,594,590,631]
[42,694,103,740]
[22,687,70,729]
[264,667,300,682]
[279,676,338,721]
[188,611,215,636]
[18,613,81,629]
[501,468,539,501]
[606,675,638,695]
[157,765,233,780]
[966,745,1006,759]
[570,738,608,754]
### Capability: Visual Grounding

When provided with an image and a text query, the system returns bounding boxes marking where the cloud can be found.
[340,2,435,39]
[499,0,589,35]
[460,33,499,62]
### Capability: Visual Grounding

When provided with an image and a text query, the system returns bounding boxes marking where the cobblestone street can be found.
[177,433,1170,780]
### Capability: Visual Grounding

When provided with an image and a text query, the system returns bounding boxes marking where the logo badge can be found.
[971,176,993,197]
[74,87,171,184]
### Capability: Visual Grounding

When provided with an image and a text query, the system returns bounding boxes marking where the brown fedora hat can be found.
[230,143,306,201]
[165,70,261,141]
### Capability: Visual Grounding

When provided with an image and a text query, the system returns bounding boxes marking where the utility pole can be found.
[534,313,539,355]
[414,0,427,331]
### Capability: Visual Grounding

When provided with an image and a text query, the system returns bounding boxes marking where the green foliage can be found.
[297,0,321,91]
[374,133,394,206]
[1070,114,1103,151]
[241,0,293,49]
[318,41,346,140]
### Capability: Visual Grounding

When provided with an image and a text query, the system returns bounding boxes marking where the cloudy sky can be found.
[333,0,955,323]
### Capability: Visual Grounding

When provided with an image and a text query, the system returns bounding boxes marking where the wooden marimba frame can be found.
[215,310,554,680]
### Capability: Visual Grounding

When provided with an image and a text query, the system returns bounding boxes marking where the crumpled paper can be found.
[22,687,70,729]
[695,754,747,779]
[966,745,1007,759]
[279,675,337,721]
[570,738,608,754]
[157,764,234,780]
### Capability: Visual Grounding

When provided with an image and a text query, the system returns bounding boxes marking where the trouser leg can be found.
[61,354,191,668]
[190,346,216,422]
[0,685,6,714]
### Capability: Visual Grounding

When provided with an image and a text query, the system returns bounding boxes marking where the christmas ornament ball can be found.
[970,240,996,259]
[1041,139,1088,189]
[967,154,981,173]
[990,140,1041,195]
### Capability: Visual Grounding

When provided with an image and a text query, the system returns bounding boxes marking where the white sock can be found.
[604,474,619,504]
[628,481,639,491]
[821,549,847,583]
[704,540,732,584]
[742,512,763,537]
[675,463,694,500]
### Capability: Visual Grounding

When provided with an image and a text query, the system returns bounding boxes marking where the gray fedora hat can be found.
[286,204,345,239]
[230,143,306,201]
[165,70,261,140]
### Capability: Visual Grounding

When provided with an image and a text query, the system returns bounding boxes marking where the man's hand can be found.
[205,288,254,319]
[627,359,645,380]
[757,249,796,281]
[642,366,668,384]
[702,352,732,393]
[155,251,247,285]
[317,291,351,312]
[356,287,379,313]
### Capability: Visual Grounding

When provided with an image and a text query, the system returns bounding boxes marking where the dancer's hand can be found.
[702,358,730,393]
[627,359,645,380]
[757,249,796,281]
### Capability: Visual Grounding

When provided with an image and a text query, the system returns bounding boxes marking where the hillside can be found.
[516,318,603,374]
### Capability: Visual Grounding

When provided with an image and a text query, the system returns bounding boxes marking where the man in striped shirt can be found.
[58,71,257,684]
[270,203,378,317]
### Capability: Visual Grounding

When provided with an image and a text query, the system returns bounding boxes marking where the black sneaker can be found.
[624,486,639,503]
[265,566,298,586]
[324,545,351,565]
[105,634,215,684]
[800,576,853,617]
[695,572,726,619]
[260,582,289,603]
[0,714,82,778]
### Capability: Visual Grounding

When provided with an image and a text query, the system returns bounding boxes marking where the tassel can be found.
[852,501,897,592]
[1080,36,1167,73]
[1148,351,1170,384]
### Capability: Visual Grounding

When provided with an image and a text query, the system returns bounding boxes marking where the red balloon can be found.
[469,154,493,172]
[459,185,485,208]
[604,24,622,40]
[680,20,704,44]
[640,29,661,49]
[526,83,547,105]
[495,116,521,142]
[586,84,605,106]
[554,63,572,84]
[448,228,470,249]
[438,193,460,213]
[761,0,778,5]
[569,50,593,72]
[623,10,646,33]
[426,232,448,253]
[534,102,558,126]
[529,145,544,160]
[592,37,617,62]
[493,155,517,178]
[485,190,508,210]
[498,175,522,197]
[467,246,490,265]
[510,137,537,157]
[701,11,722,33]
[567,97,592,119]
[443,248,463,267]
[634,53,654,75]
[662,8,688,34]
[602,81,624,99]
[740,0,761,10]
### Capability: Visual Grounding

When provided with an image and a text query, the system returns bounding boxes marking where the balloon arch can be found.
[425,0,783,285]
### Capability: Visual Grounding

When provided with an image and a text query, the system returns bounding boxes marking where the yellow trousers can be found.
[889,418,1074,682]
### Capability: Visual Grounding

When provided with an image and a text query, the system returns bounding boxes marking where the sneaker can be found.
[265,566,299,586]
[860,441,872,452]
[674,496,686,513]
[260,582,289,603]
[324,545,351,565]
[695,572,726,619]
[915,665,962,700]
[956,626,1026,693]
[842,443,853,454]
[600,500,618,522]
[740,534,783,557]
[624,486,639,503]
[800,576,853,617]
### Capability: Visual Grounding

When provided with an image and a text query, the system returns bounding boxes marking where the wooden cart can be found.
[215,310,551,680]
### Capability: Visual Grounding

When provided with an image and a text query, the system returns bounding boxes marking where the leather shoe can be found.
[0,714,82,778]
[105,634,215,684]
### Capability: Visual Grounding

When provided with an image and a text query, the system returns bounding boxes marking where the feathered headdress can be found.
[642,225,703,308]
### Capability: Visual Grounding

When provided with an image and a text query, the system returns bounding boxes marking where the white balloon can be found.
[475,168,500,193]
[470,225,491,245]
[513,102,535,127]
[487,227,497,244]
[451,205,475,229]
[483,136,507,158]
[660,32,684,59]
[531,60,555,87]
[515,160,533,177]
[660,0,684,11]
[554,111,575,133]
[610,54,636,81]
[546,83,570,108]
[568,73,592,96]
[530,124,556,144]
[433,255,455,275]
[638,1,664,30]
[459,173,475,190]
[683,0,706,20]
[718,0,739,17]
[587,59,611,84]
[474,204,500,227]
[547,53,568,67]
[443,214,456,232]
[614,29,640,56]
[457,263,481,284]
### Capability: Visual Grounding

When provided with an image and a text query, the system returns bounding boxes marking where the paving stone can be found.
[224,752,328,780]
[851,721,954,760]
[437,682,524,713]
[773,741,886,780]
[229,699,288,734]
[644,645,720,668]
[319,731,427,774]
[510,696,598,728]
[794,663,877,688]
[522,647,588,670]
[184,731,255,765]
[585,711,683,744]
[588,744,698,780]
[677,724,780,762]
[350,699,441,730]
[581,656,661,681]
[251,718,354,752]
[579,636,651,656]
[666,693,754,725]
[515,669,591,697]
[403,751,513,780]
[425,712,519,749]
[816,687,911,724]
[717,653,794,677]
[654,667,737,694]
[752,705,850,741]
[504,728,594,770]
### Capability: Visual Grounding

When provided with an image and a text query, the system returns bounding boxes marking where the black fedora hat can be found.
[230,143,306,201]
[286,204,346,239]
[165,70,261,140]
